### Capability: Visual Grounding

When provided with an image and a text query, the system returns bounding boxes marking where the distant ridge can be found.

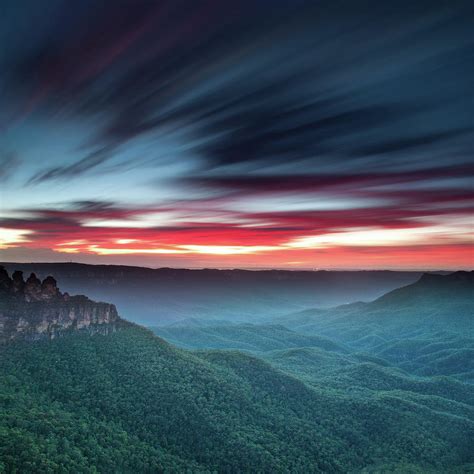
[374,270,474,307]
[417,270,474,285]
[273,270,474,372]
[1,262,429,325]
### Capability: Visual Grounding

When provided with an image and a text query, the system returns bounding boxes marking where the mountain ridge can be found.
[373,270,474,307]
[1,262,431,325]
[277,271,474,323]
[158,271,474,382]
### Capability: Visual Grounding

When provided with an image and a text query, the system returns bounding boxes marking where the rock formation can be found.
[0,266,122,343]
[12,270,25,294]
[0,266,12,292]
[24,273,42,302]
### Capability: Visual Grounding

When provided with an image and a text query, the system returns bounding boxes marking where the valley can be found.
[0,267,473,472]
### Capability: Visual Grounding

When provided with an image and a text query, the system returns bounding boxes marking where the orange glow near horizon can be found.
[1,198,473,270]
[2,223,472,270]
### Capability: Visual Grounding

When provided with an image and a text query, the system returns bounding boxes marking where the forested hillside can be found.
[149,272,474,472]
[275,271,474,381]
[1,323,472,473]
[1,271,473,472]
[154,272,474,380]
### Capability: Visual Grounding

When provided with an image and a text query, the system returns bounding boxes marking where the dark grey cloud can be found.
[185,163,474,194]
[1,0,473,184]
[27,146,114,184]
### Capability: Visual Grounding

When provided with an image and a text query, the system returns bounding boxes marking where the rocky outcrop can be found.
[24,273,42,302]
[0,266,122,343]
[12,270,25,294]
[0,266,12,292]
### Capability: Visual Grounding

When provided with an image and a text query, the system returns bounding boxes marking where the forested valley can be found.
[1,271,473,472]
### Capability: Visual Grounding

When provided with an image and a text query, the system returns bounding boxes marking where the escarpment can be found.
[0,266,122,343]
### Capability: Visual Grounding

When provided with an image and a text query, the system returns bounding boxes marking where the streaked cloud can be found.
[0,0,473,269]
[0,228,32,248]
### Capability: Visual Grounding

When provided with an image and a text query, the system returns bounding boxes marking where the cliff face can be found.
[0,266,121,343]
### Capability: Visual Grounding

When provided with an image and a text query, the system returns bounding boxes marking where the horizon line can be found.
[1,260,471,273]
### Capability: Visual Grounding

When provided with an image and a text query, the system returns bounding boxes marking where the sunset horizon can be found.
[1,0,473,271]
[1,258,471,272]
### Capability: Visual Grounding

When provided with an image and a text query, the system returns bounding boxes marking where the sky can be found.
[0,0,473,270]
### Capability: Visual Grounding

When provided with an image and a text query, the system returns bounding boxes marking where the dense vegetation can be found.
[151,272,474,472]
[153,322,346,353]
[0,322,472,473]
[274,271,474,382]
[1,271,473,472]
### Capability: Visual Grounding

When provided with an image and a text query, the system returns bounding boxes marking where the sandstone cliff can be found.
[0,266,121,343]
